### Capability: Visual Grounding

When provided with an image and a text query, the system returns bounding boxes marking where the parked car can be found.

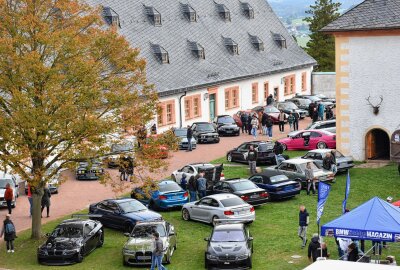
[122,220,177,266]
[75,159,104,180]
[88,198,162,233]
[0,173,18,208]
[278,130,336,150]
[172,127,197,150]
[264,159,335,188]
[315,94,336,104]
[171,163,224,185]
[208,179,269,206]
[131,180,189,210]
[226,141,276,164]
[296,95,335,109]
[232,110,252,128]
[301,149,354,172]
[142,134,169,159]
[248,171,301,200]
[182,194,255,225]
[276,101,308,119]
[285,97,312,111]
[204,222,253,269]
[37,218,104,265]
[288,119,336,137]
[213,115,240,136]
[191,122,220,143]
[105,140,135,168]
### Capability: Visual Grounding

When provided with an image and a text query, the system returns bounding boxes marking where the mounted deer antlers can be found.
[366,95,383,115]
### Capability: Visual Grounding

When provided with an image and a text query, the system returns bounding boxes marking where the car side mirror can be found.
[195,201,200,205]
[204,237,210,241]
[248,237,254,241]
[169,231,175,236]
[124,232,130,237]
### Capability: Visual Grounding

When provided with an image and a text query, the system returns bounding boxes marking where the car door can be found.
[210,182,223,195]
[191,198,212,222]
[83,222,97,254]
[235,143,250,162]
[291,132,305,150]
[107,201,127,230]
[93,201,115,228]
[220,182,232,194]
[309,132,323,149]
[191,124,198,139]
[313,153,324,167]
[166,223,176,251]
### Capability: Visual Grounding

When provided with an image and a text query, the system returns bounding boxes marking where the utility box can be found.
[391,130,400,162]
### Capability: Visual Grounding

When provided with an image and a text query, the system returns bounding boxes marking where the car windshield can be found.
[131,224,166,238]
[197,124,215,132]
[231,181,257,191]
[264,106,280,113]
[258,143,274,151]
[269,175,289,184]
[119,200,147,213]
[306,96,321,102]
[298,162,321,172]
[333,151,344,158]
[174,129,187,137]
[220,197,245,207]
[217,116,235,124]
[281,102,298,110]
[211,230,245,242]
[297,99,311,105]
[52,225,83,238]
[111,142,134,153]
[0,179,13,189]
[159,182,182,193]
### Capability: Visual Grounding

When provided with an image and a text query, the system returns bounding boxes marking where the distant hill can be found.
[268,0,363,18]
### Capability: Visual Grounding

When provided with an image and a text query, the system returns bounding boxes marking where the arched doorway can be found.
[365,128,390,160]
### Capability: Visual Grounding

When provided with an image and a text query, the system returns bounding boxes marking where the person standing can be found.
[126,156,134,181]
[0,214,16,253]
[266,116,274,141]
[261,112,268,136]
[196,172,207,199]
[293,110,299,131]
[325,106,333,120]
[4,183,13,215]
[41,185,51,218]
[318,102,325,121]
[312,107,318,123]
[119,155,127,181]
[250,115,258,139]
[186,125,193,151]
[287,112,295,132]
[240,113,248,134]
[278,110,286,133]
[188,175,197,202]
[27,184,33,217]
[308,102,316,119]
[308,233,321,263]
[323,152,337,175]
[347,242,359,262]
[305,162,316,195]
[246,114,252,135]
[298,205,309,248]
[180,173,188,191]
[273,141,285,165]
[150,232,166,270]
[266,94,274,106]
[247,145,258,175]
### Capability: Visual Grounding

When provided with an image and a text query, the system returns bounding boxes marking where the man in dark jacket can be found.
[240,113,249,134]
[247,145,258,175]
[266,94,274,106]
[308,102,316,118]
[1,214,16,253]
[188,175,197,202]
[261,112,268,136]
[246,115,252,135]
[292,110,300,131]
[187,125,193,151]
[308,233,321,262]
[298,205,309,248]
[151,232,166,270]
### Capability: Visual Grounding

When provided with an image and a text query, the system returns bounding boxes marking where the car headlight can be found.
[206,254,218,260]
[237,253,249,260]
[123,248,136,255]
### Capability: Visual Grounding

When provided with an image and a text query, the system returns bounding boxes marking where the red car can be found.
[232,110,252,127]
[277,130,336,151]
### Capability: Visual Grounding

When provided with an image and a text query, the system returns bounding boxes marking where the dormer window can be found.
[151,44,169,64]
[188,41,205,59]
[241,3,254,19]
[216,4,231,21]
[102,7,120,27]
[223,37,238,55]
[249,34,264,51]
[145,6,162,26]
[181,3,197,22]
[273,33,287,49]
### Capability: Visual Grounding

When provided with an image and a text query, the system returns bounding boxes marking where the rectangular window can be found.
[193,97,199,117]
[185,100,190,119]
[232,90,238,107]
[225,87,240,110]
[166,104,172,123]
[302,72,307,91]
[158,100,175,126]
[185,94,202,120]
[284,74,296,95]
[264,82,269,100]
[252,83,258,104]
[225,91,230,109]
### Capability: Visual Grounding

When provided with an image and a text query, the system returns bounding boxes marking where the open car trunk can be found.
[200,164,224,189]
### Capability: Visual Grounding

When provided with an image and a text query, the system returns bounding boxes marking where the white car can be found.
[171,163,224,184]
[182,194,255,225]
[0,172,19,208]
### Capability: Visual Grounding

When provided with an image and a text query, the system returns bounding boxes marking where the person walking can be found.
[4,183,13,215]
[150,232,167,270]
[293,109,299,131]
[318,102,325,121]
[261,112,268,136]
[266,116,274,141]
[287,112,295,132]
[305,162,316,195]
[250,115,258,139]
[247,145,258,175]
[196,172,207,199]
[240,113,248,134]
[266,94,274,106]
[186,125,193,151]
[278,110,286,133]
[298,205,309,248]
[41,185,51,218]
[308,233,321,263]
[0,214,16,253]
[188,175,197,202]
[27,184,33,217]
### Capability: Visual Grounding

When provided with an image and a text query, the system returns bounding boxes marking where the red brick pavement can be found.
[0,118,312,234]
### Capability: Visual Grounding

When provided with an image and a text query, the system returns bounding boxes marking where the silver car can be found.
[181,194,255,225]
[173,128,197,150]
[0,173,19,208]
[301,149,354,172]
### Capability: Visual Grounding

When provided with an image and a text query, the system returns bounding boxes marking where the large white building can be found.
[90,0,316,132]
[323,0,400,161]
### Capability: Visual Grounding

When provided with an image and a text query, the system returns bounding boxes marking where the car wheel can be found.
[212,215,219,226]
[182,208,190,221]
[317,142,327,149]
[125,222,134,234]
[76,248,84,263]
[97,230,104,248]
[281,143,287,151]
[227,154,233,162]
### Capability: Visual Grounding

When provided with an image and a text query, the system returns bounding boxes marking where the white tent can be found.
[303,260,400,270]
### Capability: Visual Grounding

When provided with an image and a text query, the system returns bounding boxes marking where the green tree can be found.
[305,0,341,71]
[0,0,176,239]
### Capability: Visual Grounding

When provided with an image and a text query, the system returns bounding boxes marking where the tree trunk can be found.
[31,189,43,239]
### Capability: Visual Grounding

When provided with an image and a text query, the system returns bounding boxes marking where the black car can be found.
[75,159,104,180]
[295,95,335,110]
[37,218,104,265]
[191,122,220,144]
[275,101,308,118]
[213,115,240,136]
[285,97,312,110]
[205,222,253,269]
[88,198,162,233]
[208,179,269,206]
[226,141,276,164]
[248,171,301,200]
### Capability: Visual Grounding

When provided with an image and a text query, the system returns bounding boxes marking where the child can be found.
[1,214,16,253]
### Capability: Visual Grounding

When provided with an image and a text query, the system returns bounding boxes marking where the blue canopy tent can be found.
[321,197,400,242]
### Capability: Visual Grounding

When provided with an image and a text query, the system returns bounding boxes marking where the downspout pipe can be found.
[179,91,187,128]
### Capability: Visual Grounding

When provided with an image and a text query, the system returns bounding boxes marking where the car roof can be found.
[189,163,214,167]
[313,119,336,125]
[216,115,232,118]
[193,122,212,124]
[224,178,250,184]
[204,193,240,200]
[109,198,136,204]
[214,223,244,231]
[307,149,335,154]
[159,180,178,185]
[256,171,287,177]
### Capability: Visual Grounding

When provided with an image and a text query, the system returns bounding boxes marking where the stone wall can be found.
[311,72,336,98]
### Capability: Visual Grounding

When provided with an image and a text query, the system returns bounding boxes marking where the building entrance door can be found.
[209,94,216,121]
[366,128,390,160]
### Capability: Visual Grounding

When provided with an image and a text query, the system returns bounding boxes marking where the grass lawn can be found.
[1,155,399,270]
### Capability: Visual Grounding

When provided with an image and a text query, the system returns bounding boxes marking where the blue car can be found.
[248,171,301,200]
[88,198,162,233]
[131,180,189,210]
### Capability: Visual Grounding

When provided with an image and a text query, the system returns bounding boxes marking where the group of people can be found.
[239,112,263,139]
[309,102,334,123]
[119,155,134,181]
[304,151,337,195]
[180,171,207,201]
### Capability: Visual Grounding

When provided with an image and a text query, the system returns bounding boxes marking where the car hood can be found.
[124,237,168,251]
[123,210,162,221]
[209,241,247,256]
[196,130,218,135]
[179,137,196,143]
[0,189,5,197]
[42,237,82,250]
[218,124,238,128]
[336,157,353,163]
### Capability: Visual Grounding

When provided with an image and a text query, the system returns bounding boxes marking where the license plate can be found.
[137,256,151,260]
[250,194,259,199]
[224,262,230,265]
[172,196,181,199]
[226,130,232,133]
